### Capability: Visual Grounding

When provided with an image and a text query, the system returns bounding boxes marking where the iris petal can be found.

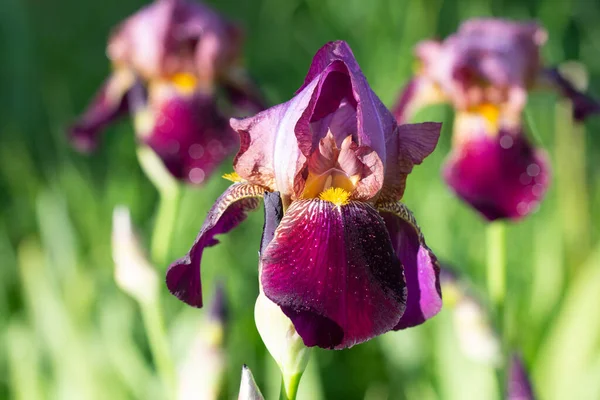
[166,182,265,307]
[377,202,442,329]
[70,71,134,152]
[261,199,407,349]
[143,91,238,184]
[443,129,550,221]
[543,67,600,122]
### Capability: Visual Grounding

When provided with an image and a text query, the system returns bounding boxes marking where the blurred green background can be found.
[1,0,600,399]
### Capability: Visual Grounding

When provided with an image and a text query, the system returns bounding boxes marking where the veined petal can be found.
[232,41,400,201]
[379,122,442,202]
[69,70,135,152]
[542,67,600,121]
[443,126,550,221]
[142,89,238,184]
[377,202,442,329]
[166,182,265,307]
[392,77,447,124]
[261,199,407,349]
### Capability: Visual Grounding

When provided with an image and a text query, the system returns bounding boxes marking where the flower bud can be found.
[177,285,228,400]
[254,291,310,398]
[238,365,264,400]
[112,206,159,305]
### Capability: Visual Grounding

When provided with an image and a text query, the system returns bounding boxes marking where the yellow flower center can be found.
[170,73,198,95]
[319,187,350,207]
[469,103,501,133]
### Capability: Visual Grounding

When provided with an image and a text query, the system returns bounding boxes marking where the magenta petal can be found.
[543,67,600,121]
[443,129,550,221]
[508,354,536,400]
[378,202,442,329]
[144,92,238,184]
[69,74,133,152]
[166,183,264,307]
[261,200,407,349]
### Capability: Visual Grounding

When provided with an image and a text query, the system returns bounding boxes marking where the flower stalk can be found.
[486,221,508,398]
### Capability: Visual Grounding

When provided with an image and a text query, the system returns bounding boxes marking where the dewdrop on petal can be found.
[238,365,264,400]
[254,291,311,398]
[112,206,159,305]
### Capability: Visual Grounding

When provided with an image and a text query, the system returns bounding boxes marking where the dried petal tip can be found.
[112,206,159,305]
[508,354,536,400]
[238,365,264,400]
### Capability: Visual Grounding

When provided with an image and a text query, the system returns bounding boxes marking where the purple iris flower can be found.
[167,41,443,349]
[70,0,264,184]
[393,18,598,221]
[508,354,536,400]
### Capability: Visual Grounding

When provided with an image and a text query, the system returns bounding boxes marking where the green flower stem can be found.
[140,299,176,400]
[136,146,182,266]
[150,185,182,267]
[279,373,303,400]
[486,221,507,398]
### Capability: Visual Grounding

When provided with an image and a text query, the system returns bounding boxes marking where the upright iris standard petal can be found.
[443,126,550,221]
[69,71,135,152]
[166,182,265,307]
[378,202,442,329]
[232,41,410,201]
[261,199,407,349]
[142,91,238,184]
[542,67,600,121]
[392,77,447,124]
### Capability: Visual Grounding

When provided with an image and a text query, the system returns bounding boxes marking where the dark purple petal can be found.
[443,128,550,221]
[378,202,442,329]
[508,354,536,400]
[166,182,265,307]
[543,67,600,121]
[143,92,238,184]
[222,75,267,115]
[259,191,283,256]
[69,72,134,152]
[261,199,407,349]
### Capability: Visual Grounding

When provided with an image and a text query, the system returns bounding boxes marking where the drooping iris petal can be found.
[508,354,536,400]
[166,182,265,307]
[443,128,550,221]
[542,67,600,121]
[143,92,238,184]
[377,202,442,329]
[261,199,407,349]
[70,71,135,152]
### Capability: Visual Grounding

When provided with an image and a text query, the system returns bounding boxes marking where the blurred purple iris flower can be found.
[166,41,443,349]
[393,18,598,221]
[70,0,264,184]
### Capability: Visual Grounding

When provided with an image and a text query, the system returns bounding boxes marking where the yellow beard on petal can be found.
[222,172,243,183]
[468,103,501,134]
[319,187,350,207]
[170,72,199,95]
[302,169,356,199]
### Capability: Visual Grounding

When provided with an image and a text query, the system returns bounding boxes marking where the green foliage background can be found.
[1,0,600,398]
